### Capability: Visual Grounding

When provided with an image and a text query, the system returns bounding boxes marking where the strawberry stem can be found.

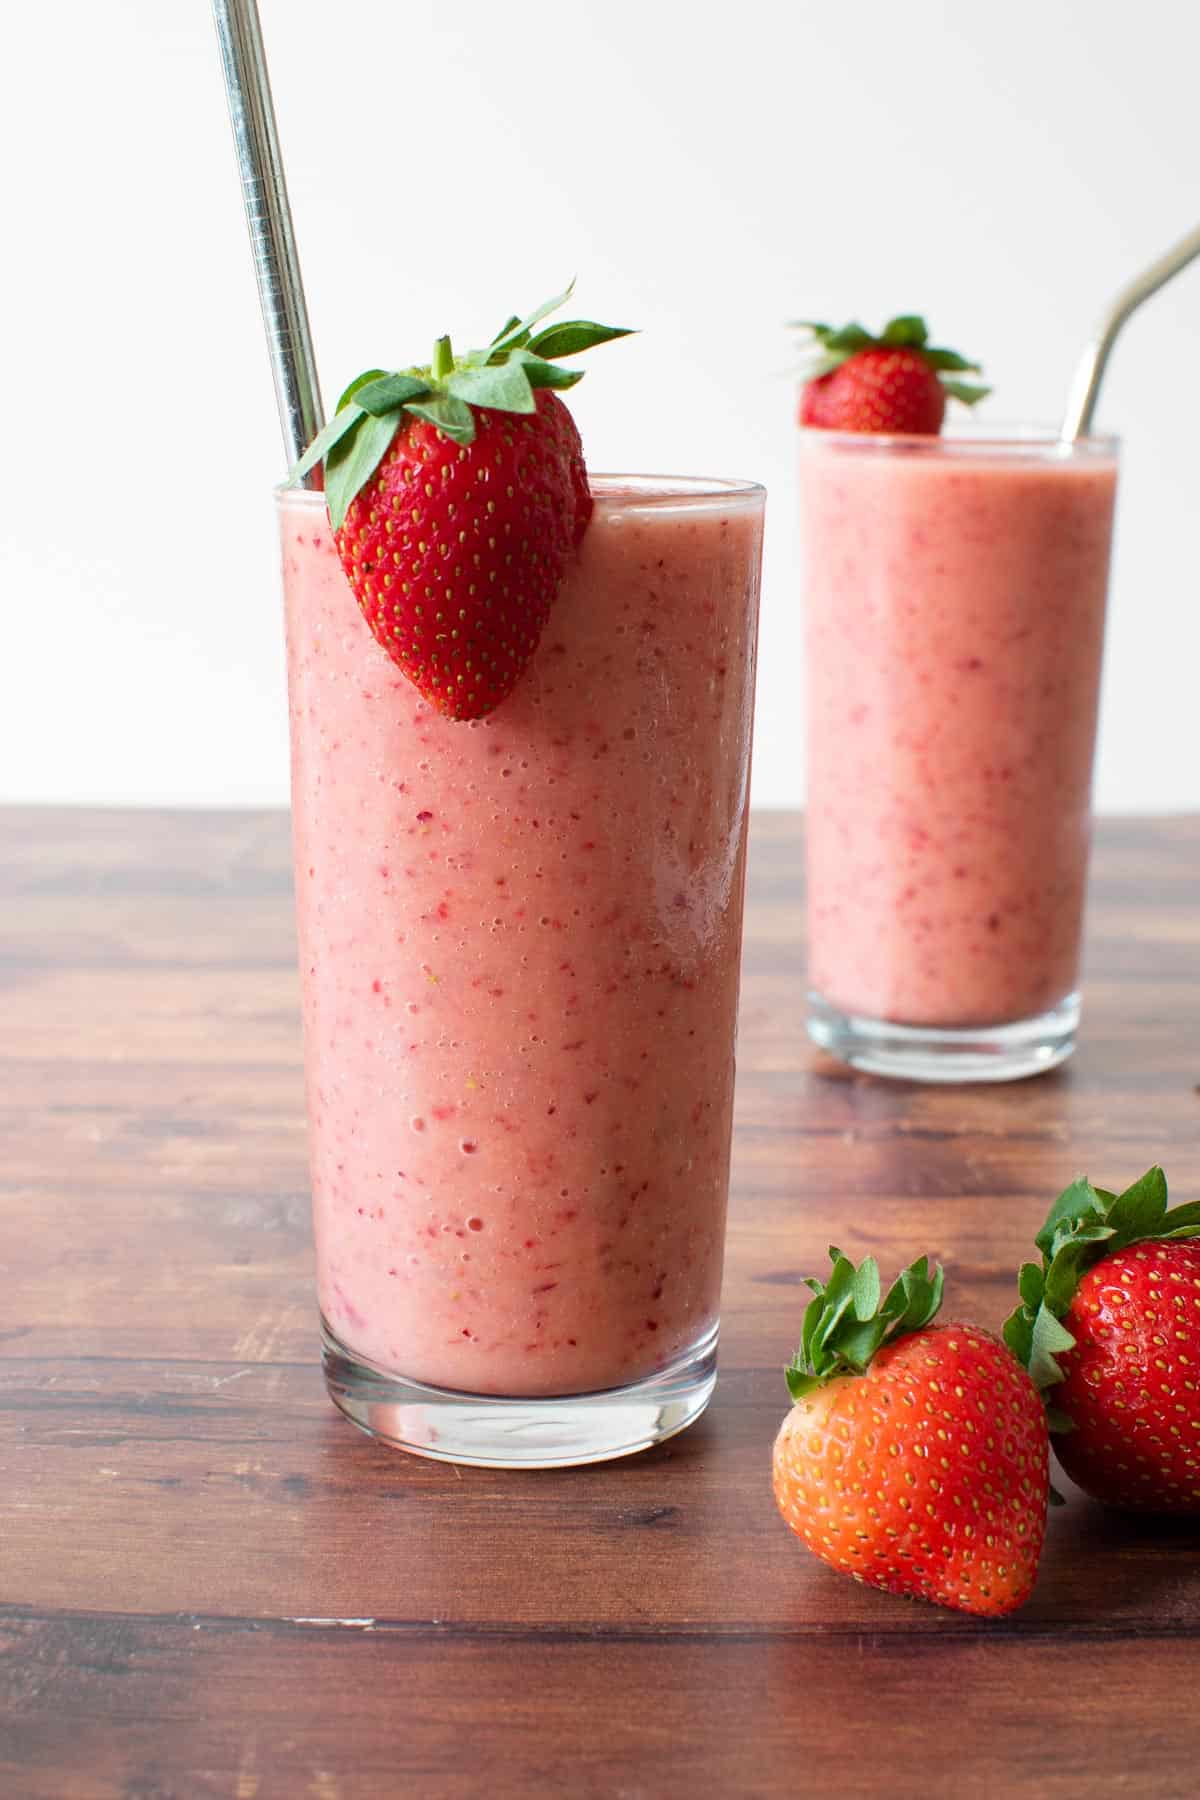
[432,335,454,382]
[784,1249,944,1399]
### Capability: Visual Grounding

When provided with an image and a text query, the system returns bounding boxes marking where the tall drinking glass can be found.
[278,475,764,1464]
[800,427,1118,1082]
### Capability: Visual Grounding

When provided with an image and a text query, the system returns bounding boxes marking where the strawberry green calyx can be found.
[784,1249,945,1400]
[792,314,990,407]
[1003,1166,1197,1409]
[289,282,633,531]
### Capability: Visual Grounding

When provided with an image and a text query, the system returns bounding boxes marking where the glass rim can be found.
[275,472,767,511]
[797,422,1119,460]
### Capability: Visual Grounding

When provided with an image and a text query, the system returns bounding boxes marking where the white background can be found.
[2,0,1196,811]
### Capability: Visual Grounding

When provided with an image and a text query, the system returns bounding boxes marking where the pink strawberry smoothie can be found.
[801,431,1118,1028]
[279,478,763,1397]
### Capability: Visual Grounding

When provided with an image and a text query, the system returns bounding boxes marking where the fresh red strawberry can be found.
[802,345,946,433]
[794,315,988,435]
[338,390,588,720]
[773,1249,1049,1616]
[291,285,631,719]
[1005,1166,1200,1513]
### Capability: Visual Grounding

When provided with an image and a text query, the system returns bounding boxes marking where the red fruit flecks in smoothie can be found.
[281,482,761,1395]
[801,441,1117,1026]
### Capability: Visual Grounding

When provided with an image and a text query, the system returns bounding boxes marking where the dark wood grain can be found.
[3,808,1200,1798]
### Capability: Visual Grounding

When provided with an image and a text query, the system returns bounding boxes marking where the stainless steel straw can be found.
[1061,222,1200,441]
[212,0,325,474]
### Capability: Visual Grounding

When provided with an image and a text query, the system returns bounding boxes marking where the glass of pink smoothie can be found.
[278,475,764,1464]
[800,426,1118,1082]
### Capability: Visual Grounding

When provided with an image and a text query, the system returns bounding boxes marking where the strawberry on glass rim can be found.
[1005,1166,1200,1514]
[772,1248,1049,1617]
[795,314,989,435]
[289,284,632,720]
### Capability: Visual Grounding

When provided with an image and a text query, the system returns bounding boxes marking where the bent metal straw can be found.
[1061,221,1200,441]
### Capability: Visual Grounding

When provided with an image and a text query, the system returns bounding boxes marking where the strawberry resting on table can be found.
[772,1249,1049,1617]
[1005,1167,1200,1514]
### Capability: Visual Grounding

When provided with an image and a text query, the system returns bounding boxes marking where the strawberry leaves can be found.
[402,393,474,439]
[793,320,872,372]
[792,313,990,406]
[508,348,585,390]
[289,388,383,483]
[1004,1166,1198,1404]
[351,373,433,416]
[941,378,991,405]
[447,360,537,413]
[487,283,577,353]
[324,408,406,536]
[525,320,632,359]
[288,283,633,531]
[485,285,633,360]
[880,315,928,348]
[785,1248,945,1399]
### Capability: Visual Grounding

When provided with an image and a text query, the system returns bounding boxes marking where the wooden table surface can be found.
[3,808,1199,1798]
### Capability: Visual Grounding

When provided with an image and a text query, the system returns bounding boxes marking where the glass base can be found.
[320,1317,719,1469]
[806,990,1080,1083]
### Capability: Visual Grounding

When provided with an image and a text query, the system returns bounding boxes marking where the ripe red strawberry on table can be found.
[772,1249,1049,1617]
[795,314,989,434]
[1005,1166,1200,1513]
[290,285,631,719]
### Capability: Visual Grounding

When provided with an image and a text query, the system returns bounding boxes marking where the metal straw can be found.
[1061,222,1200,441]
[212,0,325,474]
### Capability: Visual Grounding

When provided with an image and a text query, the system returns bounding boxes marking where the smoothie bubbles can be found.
[278,297,765,1465]
[795,314,1118,1081]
